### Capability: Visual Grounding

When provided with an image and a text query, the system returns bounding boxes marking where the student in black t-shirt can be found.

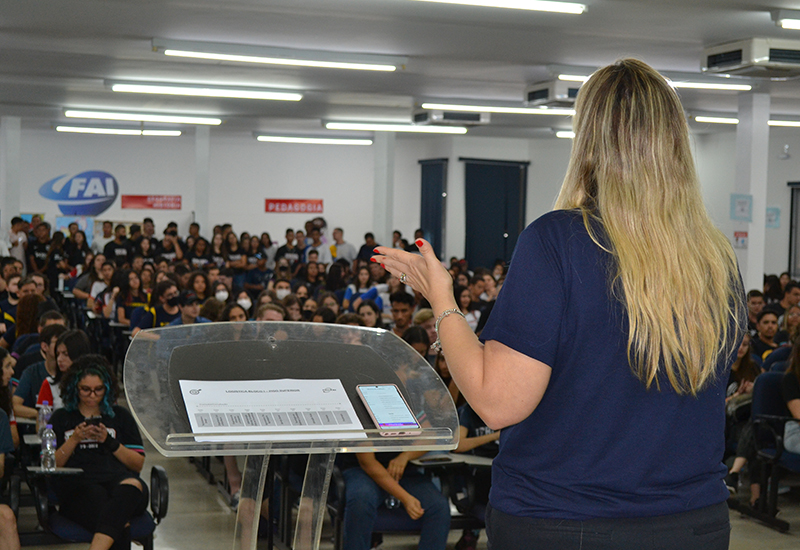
[50,355,147,550]
[103,225,132,268]
[28,222,51,274]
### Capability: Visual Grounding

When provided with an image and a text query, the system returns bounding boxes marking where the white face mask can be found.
[275,288,291,300]
[215,289,229,302]
[237,298,252,311]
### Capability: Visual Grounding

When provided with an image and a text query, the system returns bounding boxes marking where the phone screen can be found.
[357,384,420,431]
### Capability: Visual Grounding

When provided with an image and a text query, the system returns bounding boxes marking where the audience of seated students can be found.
[776,304,800,346]
[0,349,19,450]
[453,285,481,333]
[782,340,800,456]
[108,270,148,326]
[13,323,68,420]
[389,291,415,338]
[13,311,68,380]
[72,253,106,302]
[1,293,45,352]
[169,291,211,326]
[751,310,780,361]
[132,280,180,336]
[0,274,21,332]
[746,289,765,333]
[453,400,500,550]
[0,349,18,550]
[37,329,91,410]
[51,355,147,550]
[256,303,286,322]
[343,266,381,313]
[357,300,385,330]
[765,281,800,320]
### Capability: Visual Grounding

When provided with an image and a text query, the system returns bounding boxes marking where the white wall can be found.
[11,126,799,277]
[20,130,195,231]
[693,128,799,284]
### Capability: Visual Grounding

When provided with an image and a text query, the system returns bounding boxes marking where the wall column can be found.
[734,93,770,291]
[373,132,395,246]
[0,117,22,222]
[194,126,210,232]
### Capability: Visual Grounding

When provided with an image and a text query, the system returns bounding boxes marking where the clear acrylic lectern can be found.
[123,322,458,550]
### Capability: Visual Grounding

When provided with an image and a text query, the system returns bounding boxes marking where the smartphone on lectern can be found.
[356,384,421,436]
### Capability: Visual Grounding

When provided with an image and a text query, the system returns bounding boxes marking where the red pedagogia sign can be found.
[265,199,323,213]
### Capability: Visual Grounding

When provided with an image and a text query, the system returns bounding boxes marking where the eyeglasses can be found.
[78,385,106,396]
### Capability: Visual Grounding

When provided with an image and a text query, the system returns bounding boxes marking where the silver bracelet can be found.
[431,308,466,352]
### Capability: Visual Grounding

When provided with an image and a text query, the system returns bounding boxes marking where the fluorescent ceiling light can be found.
[411,0,586,14]
[257,135,373,145]
[421,102,575,115]
[773,9,800,29]
[64,110,221,125]
[557,74,589,82]
[56,126,181,136]
[556,131,575,138]
[670,82,751,91]
[111,83,302,101]
[153,39,405,72]
[694,116,800,127]
[768,120,800,127]
[325,122,467,134]
[556,74,751,91]
[694,116,739,125]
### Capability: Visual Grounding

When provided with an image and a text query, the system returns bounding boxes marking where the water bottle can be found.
[38,401,52,437]
[41,425,57,472]
[384,496,400,509]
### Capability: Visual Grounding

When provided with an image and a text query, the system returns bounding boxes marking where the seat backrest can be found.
[770,360,789,372]
[752,371,791,418]
[763,346,792,371]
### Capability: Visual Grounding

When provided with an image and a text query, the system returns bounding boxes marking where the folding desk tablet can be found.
[123,322,458,550]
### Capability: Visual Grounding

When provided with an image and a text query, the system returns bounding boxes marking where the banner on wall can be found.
[265,199,323,213]
[38,171,119,216]
[121,195,182,210]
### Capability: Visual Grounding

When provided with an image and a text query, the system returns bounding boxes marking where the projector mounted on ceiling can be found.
[413,109,490,126]
[702,38,800,78]
[525,80,581,107]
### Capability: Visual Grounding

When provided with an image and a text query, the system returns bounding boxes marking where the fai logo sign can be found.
[38,171,119,216]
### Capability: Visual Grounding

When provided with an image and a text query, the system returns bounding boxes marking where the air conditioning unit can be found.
[702,38,800,78]
[412,109,490,126]
[524,80,581,107]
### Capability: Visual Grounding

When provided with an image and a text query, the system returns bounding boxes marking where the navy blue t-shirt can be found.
[479,209,742,520]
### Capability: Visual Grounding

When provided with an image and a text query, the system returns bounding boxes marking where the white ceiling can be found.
[3,0,800,139]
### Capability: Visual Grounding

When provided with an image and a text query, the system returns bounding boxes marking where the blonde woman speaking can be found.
[373,59,745,550]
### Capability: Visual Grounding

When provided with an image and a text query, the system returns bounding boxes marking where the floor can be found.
[14,438,800,550]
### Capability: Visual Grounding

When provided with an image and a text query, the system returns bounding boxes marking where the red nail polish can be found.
[381,264,386,269]
[370,257,377,262]
[373,248,379,253]
[415,239,423,247]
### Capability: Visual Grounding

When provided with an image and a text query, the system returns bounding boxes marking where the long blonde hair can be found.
[555,59,744,395]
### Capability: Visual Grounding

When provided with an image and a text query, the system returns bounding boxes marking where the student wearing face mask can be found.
[273,279,292,302]
[212,281,232,304]
[132,281,180,336]
[234,291,253,319]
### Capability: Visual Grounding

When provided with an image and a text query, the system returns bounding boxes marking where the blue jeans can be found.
[785,421,800,454]
[342,466,450,550]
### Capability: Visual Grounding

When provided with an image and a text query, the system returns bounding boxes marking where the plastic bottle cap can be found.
[46,424,52,429]
[43,401,49,406]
